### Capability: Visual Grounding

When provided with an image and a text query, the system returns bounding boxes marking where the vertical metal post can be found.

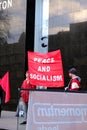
[34,0,49,89]
[34,0,49,53]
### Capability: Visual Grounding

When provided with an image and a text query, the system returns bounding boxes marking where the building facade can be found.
[0,0,87,110]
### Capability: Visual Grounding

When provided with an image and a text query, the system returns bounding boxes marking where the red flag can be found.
[28,50,64,87]
[1,72,10,103]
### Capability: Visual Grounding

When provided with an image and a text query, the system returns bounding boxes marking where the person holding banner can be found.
[20,71,35,125]
[65,68,81,91]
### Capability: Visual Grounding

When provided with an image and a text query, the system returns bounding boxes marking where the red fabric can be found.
[69,79,81,91]
[21,79,35,102]
[1,72,10,103]
[0,79,1,85]
[28,50,64,87]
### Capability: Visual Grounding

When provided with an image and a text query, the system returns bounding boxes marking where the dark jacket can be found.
[0,86,3,103]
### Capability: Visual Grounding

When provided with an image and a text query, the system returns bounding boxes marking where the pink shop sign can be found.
[26,91,87,130]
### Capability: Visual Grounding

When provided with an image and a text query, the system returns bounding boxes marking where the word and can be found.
[38,66,50,72]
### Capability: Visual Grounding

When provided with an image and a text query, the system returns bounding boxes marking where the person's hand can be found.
[65,86,68,91]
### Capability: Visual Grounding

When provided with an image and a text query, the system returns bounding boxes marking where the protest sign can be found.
[28,50,64,87]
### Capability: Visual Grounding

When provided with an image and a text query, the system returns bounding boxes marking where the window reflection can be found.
[49,0,87,90]
[0,0,26,44]
[49,0,87,35]
[0,0,26,115]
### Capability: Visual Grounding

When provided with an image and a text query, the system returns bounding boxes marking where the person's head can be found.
[68,68,77,78]
[25,71,30,82]
[25,71,28,78]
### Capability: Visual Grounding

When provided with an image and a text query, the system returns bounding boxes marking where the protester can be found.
[20,71,35,125]
[65,68,81,91]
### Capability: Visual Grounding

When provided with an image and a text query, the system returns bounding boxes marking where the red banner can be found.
[28,50,64,87]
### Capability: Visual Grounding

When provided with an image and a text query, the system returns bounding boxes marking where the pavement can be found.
[0,111,26,130]
[0,111,17,130]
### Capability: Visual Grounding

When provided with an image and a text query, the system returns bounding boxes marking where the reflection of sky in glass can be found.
[49,0,87,34]
[7,0,26,43]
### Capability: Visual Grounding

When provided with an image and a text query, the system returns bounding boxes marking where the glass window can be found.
[48,0,87,90]
[0,0,27,117]
[0,0,26,44]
